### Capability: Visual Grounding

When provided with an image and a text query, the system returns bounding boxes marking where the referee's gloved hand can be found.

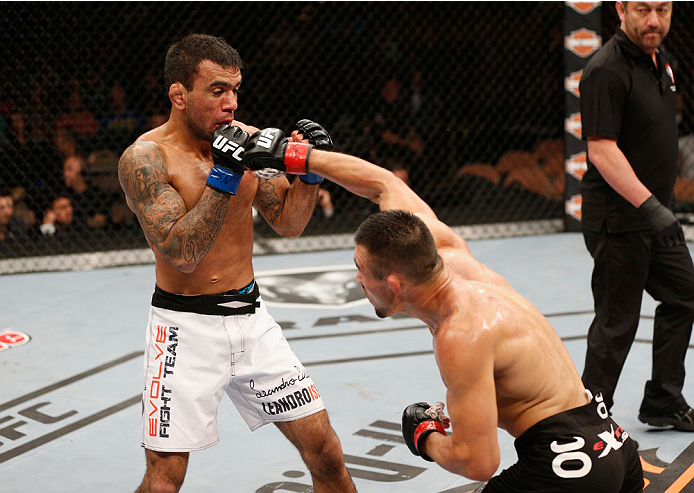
[639,194,685,247]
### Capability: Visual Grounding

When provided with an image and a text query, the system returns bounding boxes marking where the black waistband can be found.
[151,280,260,316]
[514,396,604,454]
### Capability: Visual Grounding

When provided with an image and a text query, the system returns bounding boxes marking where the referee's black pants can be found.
[582,226,694,414]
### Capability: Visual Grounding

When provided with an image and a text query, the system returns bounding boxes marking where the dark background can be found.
[1,2,693,263]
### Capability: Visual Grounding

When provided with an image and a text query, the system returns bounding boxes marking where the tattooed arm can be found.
[254,177,320,238]
[118,140,230,272]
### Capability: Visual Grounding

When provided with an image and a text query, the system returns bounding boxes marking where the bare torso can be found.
[135,122,258,295]
[432,248,588,438]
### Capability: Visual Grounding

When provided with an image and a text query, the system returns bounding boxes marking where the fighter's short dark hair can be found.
[354,210,442,283]
[165,33,243,91]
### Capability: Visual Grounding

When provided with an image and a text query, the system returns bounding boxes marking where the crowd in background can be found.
[1,2,693,258]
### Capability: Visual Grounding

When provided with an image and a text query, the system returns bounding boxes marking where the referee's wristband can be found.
[206,166,244,195]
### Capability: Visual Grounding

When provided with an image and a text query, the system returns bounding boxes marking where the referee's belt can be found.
[151,280,260,316]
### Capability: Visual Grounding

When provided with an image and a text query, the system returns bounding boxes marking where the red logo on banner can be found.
[565,70,583,98]
[567,2,601,15]
[565,194,583,221]
[565,28,602,58]
[566,152,588,180]
[565,112,582,140]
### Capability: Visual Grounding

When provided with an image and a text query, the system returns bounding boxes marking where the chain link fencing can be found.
[1,2,693,273]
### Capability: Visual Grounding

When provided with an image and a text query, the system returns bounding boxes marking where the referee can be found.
[579,1,694,430]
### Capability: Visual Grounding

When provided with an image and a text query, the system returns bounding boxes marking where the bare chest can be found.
[165,149,256,211]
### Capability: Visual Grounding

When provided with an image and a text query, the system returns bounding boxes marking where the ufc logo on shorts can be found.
[257,128,276,148]
[212,135,244,161]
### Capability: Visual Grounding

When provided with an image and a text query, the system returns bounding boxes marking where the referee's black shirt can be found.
[579,28,678,233]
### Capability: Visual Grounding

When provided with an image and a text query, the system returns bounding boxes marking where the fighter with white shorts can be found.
[141,280,325,451]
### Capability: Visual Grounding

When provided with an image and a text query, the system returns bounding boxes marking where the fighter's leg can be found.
[275,410,356,493]
[135,450,188,493]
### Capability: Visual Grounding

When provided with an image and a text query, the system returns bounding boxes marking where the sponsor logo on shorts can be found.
[251,365,322,416]
[148,325,178,438]
[550,423,630,480]
[261,384,321,416]
[250,365,310,398]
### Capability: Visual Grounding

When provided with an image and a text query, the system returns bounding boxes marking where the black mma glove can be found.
[243,128,314,177]
[207,125,249,195]
[296,119,333,151]
[402,402,447,462]
[294,119,332,184]
[638,194,685,247]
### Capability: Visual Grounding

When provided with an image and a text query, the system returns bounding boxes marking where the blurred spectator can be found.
[0,187,32,243]
[8,186,37,226]
[142,71,170,130]
[100,80,146,151]
[331,113,375,162]
[62,154,118,228]
[26,82,54,143]
[54,79,99,138]
[317,188,335,219]
[1,111,33,187]
[680,136,694,180]
[148,113,169,130]
[2,110,63,211]
[678,93,694,181]
[382,157,410,185]
[372,77,424,168]
[39,194,86,238]
[407,69,440,146]
[82,67,109,116]
[87,148,134,228]
[53,127,79,159]
[674,93,694,203]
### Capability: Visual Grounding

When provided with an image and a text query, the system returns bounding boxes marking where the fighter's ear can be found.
[386,274,402,296]
[169,82,186,110]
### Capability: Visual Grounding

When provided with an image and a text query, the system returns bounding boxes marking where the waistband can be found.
[151,280,260,316]
[514,394,605,454]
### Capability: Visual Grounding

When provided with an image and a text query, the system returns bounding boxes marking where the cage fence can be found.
[1,2,693,274]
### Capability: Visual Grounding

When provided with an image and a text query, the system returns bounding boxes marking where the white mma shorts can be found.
[141,282,325,452]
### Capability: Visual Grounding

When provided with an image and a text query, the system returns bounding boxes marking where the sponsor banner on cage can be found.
[565,69,583,99]
[565,28,602,58]
[567,1,601,15]
[564,1,601,231]
[566,152,588,181]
